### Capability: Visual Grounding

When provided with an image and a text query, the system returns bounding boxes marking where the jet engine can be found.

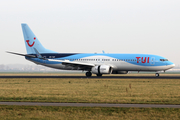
[91,65,112,74]
[112,71,128,74]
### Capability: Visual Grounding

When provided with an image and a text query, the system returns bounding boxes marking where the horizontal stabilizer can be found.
[6,51,36,58]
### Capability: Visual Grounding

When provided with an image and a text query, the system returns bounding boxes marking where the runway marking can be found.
[0,102,180,108]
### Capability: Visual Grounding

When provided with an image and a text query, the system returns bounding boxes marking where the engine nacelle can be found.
[91,65,112,74]
[112,71,128,74]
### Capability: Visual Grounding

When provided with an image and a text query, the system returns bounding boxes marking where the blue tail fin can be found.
[21,23,56,54]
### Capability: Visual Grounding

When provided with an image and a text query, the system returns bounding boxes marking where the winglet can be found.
[33,48,44,59]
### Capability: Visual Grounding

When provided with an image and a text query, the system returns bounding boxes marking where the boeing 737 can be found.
[7,24,175,77]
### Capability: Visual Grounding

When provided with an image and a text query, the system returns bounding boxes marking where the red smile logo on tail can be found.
[26,37,36,47]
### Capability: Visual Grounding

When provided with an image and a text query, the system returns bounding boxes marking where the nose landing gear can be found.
[155,73,159,77]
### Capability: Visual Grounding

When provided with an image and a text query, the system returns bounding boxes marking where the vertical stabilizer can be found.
[21,23,56,54]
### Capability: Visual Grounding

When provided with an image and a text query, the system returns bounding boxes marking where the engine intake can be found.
[91,65,112,74]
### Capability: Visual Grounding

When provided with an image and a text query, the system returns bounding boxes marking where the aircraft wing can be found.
[48,59,95,70]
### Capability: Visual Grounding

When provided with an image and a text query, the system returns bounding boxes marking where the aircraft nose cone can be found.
[168,62,175,69]
[172,64,175,67]
[166,61,175,69]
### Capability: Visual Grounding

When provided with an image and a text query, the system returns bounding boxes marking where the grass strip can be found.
[0,78,180,104]
[0,105,179,120]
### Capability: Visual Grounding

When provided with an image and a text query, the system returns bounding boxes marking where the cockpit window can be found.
[160,59,168,61]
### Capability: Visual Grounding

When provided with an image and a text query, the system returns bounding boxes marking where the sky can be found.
[0,0,180,66]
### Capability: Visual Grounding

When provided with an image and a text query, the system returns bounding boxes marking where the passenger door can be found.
[150,57,155,65]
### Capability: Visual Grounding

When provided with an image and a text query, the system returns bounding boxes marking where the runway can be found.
[0,75,180,79]
[0,102,180,108]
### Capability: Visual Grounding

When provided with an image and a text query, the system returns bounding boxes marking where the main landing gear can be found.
[155,73,159,77]
[85,72,103,77]
[96,74,102,77]
[86,72,92,77]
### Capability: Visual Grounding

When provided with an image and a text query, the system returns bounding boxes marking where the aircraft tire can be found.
[155,73,159,77]
[86,72,92,77]
[96,74,102,77]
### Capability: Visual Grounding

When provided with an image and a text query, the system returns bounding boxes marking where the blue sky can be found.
[0,0,180,66]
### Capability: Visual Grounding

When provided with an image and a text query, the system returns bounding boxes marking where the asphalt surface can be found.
[0,102,179,108]
[0,75,180,79]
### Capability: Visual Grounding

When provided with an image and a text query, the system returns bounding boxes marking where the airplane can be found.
[7,23,175,77]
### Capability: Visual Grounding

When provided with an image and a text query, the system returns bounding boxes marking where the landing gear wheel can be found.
[86,72,92,77]
[96,74,102,77]
[155,73,159,77]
